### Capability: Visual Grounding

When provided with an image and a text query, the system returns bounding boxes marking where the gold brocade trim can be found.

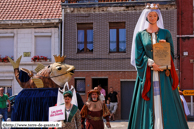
[87,115,102,121]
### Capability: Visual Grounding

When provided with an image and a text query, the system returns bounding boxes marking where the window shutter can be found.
[0,37,14,57]
[35,37,51,58]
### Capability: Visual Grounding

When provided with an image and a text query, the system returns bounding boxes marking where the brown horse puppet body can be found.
[8,55,75,89]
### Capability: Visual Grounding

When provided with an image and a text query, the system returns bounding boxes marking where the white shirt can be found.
[100,94,105,101]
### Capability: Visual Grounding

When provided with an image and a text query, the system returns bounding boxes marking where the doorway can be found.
[92,78,108,99]
[121,81,135,120]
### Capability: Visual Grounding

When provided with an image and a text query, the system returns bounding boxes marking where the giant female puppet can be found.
[128,4,189,129]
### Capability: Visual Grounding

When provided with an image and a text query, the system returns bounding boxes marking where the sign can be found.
[183,90,194,96]
[23,52,31,57]
[153,42,171,70]
[49,105,65,121]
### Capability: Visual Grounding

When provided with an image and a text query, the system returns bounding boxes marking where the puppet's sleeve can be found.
[135,32,151,101]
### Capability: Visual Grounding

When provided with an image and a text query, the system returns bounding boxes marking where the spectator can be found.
[108,87,119,121]
[6,93,10,97]
[106,99,110,110]
[179,90,190,121]
[94,87,105,103]
[0,88,11,121]
[98,84,106,97]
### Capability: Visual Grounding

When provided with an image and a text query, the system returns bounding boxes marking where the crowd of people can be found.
[60,85,119,129]
[0,83,191,129]
[0,84,117,129]
[48,84,118,129]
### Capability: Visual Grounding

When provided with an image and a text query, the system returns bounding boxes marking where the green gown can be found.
[128,29,189,129]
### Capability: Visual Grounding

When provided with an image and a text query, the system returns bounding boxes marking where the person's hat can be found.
[87,89,100,100]
[63,90,73,97]
[88,89,100,95]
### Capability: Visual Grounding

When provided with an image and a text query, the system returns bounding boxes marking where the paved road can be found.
[104,120,194,129]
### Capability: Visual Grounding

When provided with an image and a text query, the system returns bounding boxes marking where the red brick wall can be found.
[68,71,137,120]
[177,0,194,91]
[178,37,194,89]
[177,0,193,35]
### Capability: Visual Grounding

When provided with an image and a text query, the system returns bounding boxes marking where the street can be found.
[104,120,194,129]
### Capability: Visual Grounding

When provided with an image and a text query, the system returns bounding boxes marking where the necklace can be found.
[65,105,72,112]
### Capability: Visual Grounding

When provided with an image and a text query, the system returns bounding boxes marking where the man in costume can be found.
[80,89,111,129]
[94,87,105,103]
[128,3,189,129]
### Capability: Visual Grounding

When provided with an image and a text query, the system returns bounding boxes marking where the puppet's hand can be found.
[159,39,166,43]
[152,63,163,72]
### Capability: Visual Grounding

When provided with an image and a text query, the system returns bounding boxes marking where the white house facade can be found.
[0,0,62,96]
[0,27,61,95]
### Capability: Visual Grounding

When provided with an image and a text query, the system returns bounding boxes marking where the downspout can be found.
[62,8,65,56]
[59,22,62,56]
[178,0,182,89]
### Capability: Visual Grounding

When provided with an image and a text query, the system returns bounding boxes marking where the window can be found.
[77,23,93,53]
[35,36,51,59]
[75,79,85,93]
[109,22,126,52]
[0,37,14,58]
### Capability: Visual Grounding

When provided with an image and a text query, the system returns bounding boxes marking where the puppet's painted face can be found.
[50,63,75,87]
[147,11,158,24]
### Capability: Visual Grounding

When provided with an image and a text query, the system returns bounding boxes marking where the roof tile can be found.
[0,0,62,20]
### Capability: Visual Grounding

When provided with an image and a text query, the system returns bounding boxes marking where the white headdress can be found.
[130,4,164,68]
[57,82,78,106]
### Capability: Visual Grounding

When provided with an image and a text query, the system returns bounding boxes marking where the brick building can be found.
[177,0,193,89]
[61,1,177,119]
[177,0,194,113]
[0,0,62,95]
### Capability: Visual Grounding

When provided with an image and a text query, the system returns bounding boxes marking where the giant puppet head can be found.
[8,55,75,88]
